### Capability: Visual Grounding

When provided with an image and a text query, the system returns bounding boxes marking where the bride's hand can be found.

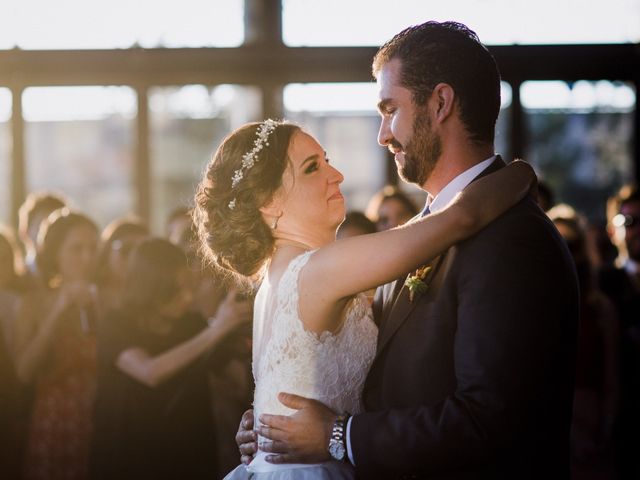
[449,160,536,235]
[236,409,257,465]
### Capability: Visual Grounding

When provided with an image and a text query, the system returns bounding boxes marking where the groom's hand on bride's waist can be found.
[258,392,336,464]
[236,409,257,465]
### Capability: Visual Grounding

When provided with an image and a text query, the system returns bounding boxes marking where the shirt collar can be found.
[426,155,497,214]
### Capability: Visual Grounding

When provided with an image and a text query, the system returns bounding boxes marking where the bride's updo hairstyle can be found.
[194,120,300,279]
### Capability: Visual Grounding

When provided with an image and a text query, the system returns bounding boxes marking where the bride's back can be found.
[252,250,377,424]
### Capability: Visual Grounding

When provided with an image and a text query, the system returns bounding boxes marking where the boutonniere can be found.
[404,264,433,302]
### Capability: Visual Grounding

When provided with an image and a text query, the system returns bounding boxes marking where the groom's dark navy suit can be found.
[350,159,579,479]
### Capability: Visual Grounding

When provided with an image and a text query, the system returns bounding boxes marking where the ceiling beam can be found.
[0,44,637,88]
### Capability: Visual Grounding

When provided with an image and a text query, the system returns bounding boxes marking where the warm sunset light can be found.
[1,3,640,480]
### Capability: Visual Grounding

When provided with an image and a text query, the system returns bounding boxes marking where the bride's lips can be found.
[328,191,344,201]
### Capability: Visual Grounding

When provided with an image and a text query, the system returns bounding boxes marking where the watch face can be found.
[329,440,345,460]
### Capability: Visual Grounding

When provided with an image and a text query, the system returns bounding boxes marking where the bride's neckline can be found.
[273,239,314,252]
[268,241,315,282]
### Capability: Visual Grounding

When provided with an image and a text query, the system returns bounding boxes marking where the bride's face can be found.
[275,131,346,238]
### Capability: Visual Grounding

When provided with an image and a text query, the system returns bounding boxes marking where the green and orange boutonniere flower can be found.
[404,264,433,302]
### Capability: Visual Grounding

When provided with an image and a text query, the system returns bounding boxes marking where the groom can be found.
[239,21,579,479]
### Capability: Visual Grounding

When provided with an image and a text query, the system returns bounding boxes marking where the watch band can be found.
[328,413,350,461]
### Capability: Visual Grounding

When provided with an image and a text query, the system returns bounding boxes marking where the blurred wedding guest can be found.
[0,326,22,479]
[173,220,254,477]
[18,192,66,277]
[91,238,251,480]
[0,226,27,356]
[336,211,377,239]
[365,184,418,231]
[165,206,193,246]
[0,226,29,478]
[206,299,253,478]
[14,209,99,480]
[601,185,640,479]
[171,220,254,477]
[590,222,619,269]
[166,210,227,318]
[606,185,640,292]
[549,205,620,480]
[95,217,149,314]
[536,179,555,212]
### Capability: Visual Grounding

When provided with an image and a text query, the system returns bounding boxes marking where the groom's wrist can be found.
[328,413,350,461]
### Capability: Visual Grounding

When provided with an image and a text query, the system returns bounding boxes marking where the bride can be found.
[193,119,534,479]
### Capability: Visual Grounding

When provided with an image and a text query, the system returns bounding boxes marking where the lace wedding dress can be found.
[224,251,378,479]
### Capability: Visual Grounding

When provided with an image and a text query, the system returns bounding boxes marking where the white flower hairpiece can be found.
[228,119,278,209]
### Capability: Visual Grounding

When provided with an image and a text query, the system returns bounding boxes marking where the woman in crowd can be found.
[0,324,22,479]
[0,226,27,355]
[14,209,99,480]
[17,191,67,279]
[549,205,620,479]
[171,217,254,477]
[193,120,534,478]
[365,184,418,231]
[336,211,377,240]
[91,237,252,479]
[95,216,149,314]
[0,226,29,478]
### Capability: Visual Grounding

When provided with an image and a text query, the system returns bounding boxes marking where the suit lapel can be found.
[375,276,404,334]
[376,253,446,356]
[376,211,424,332]
[374,155,507,358]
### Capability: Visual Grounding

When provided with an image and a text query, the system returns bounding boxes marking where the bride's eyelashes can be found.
[305,162,319,174]
[303,154,330,175]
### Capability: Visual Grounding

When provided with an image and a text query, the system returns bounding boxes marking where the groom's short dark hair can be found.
[373,21,501,145]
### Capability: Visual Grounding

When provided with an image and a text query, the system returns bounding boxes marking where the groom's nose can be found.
[377,117,392,146]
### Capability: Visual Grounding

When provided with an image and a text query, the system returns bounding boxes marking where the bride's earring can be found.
[271,212,282,230]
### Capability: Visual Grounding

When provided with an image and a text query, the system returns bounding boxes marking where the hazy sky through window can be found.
[283,0,640,46]
[0,0,244,49]
[0,0,637,49]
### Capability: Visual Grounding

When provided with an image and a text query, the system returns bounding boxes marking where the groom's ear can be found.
[431,83,455,124]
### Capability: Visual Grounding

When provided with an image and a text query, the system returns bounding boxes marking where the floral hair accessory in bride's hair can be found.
[228,119,279,209]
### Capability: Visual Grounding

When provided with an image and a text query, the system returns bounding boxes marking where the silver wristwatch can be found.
[328,414,349,461]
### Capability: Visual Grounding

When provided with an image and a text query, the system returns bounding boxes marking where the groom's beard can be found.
[400,113,442,187]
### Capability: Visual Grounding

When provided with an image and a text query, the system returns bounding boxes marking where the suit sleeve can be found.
[349,209,578,477]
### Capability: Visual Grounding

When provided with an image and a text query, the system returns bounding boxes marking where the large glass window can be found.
[0,88,10,225]
[23,86,137,228]
[0,0,243,50]
[283,0,640,46]
[522,80,635,222]
[149,85,261,234]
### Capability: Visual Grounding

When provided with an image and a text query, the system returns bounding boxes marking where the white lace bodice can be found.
[252,250,378,425]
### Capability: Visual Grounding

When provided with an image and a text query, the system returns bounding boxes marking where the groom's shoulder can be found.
[459,195,564,255]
